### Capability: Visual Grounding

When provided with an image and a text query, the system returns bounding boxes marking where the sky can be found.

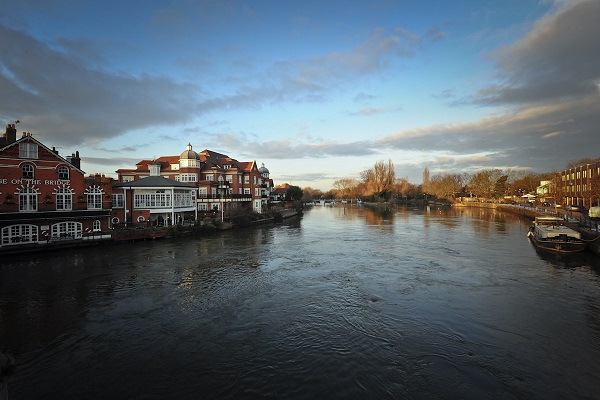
[1,0,599,190]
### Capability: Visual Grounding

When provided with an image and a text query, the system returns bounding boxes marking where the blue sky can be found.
[1,0,599,190]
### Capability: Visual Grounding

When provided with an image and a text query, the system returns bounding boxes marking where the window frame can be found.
[19,142,38,158]
[55,188,73,211]
[57,166,70,180]
[19,187,38,211]
[22,164,34,179]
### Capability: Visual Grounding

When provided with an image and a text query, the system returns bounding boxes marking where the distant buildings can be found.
[558,161,600,208]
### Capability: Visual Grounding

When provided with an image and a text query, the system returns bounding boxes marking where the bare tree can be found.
[422,167,430,194]
[362,160,395,200]
[588,172,600,207]
[468,169,503,198]
[566,158,600,169]
[332,178,358,199]
[429,173,463,200]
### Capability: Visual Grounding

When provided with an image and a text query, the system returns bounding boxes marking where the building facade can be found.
[558,160,600,209]
[111,176,198,227]
[115,144,269,215]
[0,125,112,249]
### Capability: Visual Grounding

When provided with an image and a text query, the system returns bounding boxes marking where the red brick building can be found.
[115,144,270,216]
[558,160,600,209]
[0,124,112,250]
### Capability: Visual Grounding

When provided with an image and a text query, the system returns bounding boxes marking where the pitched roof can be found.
[0,134,85,174]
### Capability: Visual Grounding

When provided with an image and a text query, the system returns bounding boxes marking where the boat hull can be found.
[528,231,587,253]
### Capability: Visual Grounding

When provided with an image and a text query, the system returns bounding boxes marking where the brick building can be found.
[0,124,112,249]
[558,160,600,209]
[115,144,270,216]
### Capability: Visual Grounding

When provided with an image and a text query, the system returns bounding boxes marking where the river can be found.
[1,205,599,399]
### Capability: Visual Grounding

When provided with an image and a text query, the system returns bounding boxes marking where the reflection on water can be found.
[1,204,600,399]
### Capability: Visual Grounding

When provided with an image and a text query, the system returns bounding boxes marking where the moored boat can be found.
[527,216,586,253]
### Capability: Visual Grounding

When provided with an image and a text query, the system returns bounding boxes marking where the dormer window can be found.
[149,163,161,176]
[19,142,38,158]
[224,164,231,170]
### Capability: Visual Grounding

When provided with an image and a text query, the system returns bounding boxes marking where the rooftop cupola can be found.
[180,143,200,168]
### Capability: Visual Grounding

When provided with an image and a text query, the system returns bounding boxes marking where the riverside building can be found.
[559,160,600,209]
[115,144,272,218]
[0,124,112,250]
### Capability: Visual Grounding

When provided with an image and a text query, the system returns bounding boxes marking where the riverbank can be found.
[458,202,600,255]
[0,208,302,256]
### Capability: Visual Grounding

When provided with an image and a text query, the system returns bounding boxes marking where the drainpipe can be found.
[171,188,175,225]
[123,187,128,227]
[194,189,198,222]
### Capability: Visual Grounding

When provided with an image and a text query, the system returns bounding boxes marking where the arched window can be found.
[93,220,101,232]
[22,164,34,179]
[1,224,38,245]
[55,187,73,210]
[51,221,82,239]
[19,187,38,211]
[137,216,146,223]
[58,166,70,180]
[85,187,104,210]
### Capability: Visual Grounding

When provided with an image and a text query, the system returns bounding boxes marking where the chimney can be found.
[68,151,81,169]
[4,124,16,144]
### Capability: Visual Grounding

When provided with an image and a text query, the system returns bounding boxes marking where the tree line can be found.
[297,157,600,206]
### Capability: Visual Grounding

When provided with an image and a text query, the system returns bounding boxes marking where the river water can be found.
[1,205,600,399]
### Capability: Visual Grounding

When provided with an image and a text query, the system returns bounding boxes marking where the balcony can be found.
[196,193,252,202]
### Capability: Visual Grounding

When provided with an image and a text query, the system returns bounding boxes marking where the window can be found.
[226,175,233,183]
[19,142,38,158]
[179,173,197,182]
[122,176,134,182]
[19,187,38,211]
[22,164,34,179]
[244,188,250,195]
[111,217,120,225]
[112,194,124,208]
[1,224,38,245]
[58,166,69,180]
[205,174,214,181]
[149,163,161,176]
[134,192,171,208]
[86,187,103,209]
[198,188,207,198]
[137,216,146,223]
[93,220,101,232]
[173,191,193,207]
[51,221,82,239]
[244,176,249,184]
[198,203,208,211]
[56,188,73,210]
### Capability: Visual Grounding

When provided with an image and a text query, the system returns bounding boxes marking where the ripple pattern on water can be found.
[1,205,600,399]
